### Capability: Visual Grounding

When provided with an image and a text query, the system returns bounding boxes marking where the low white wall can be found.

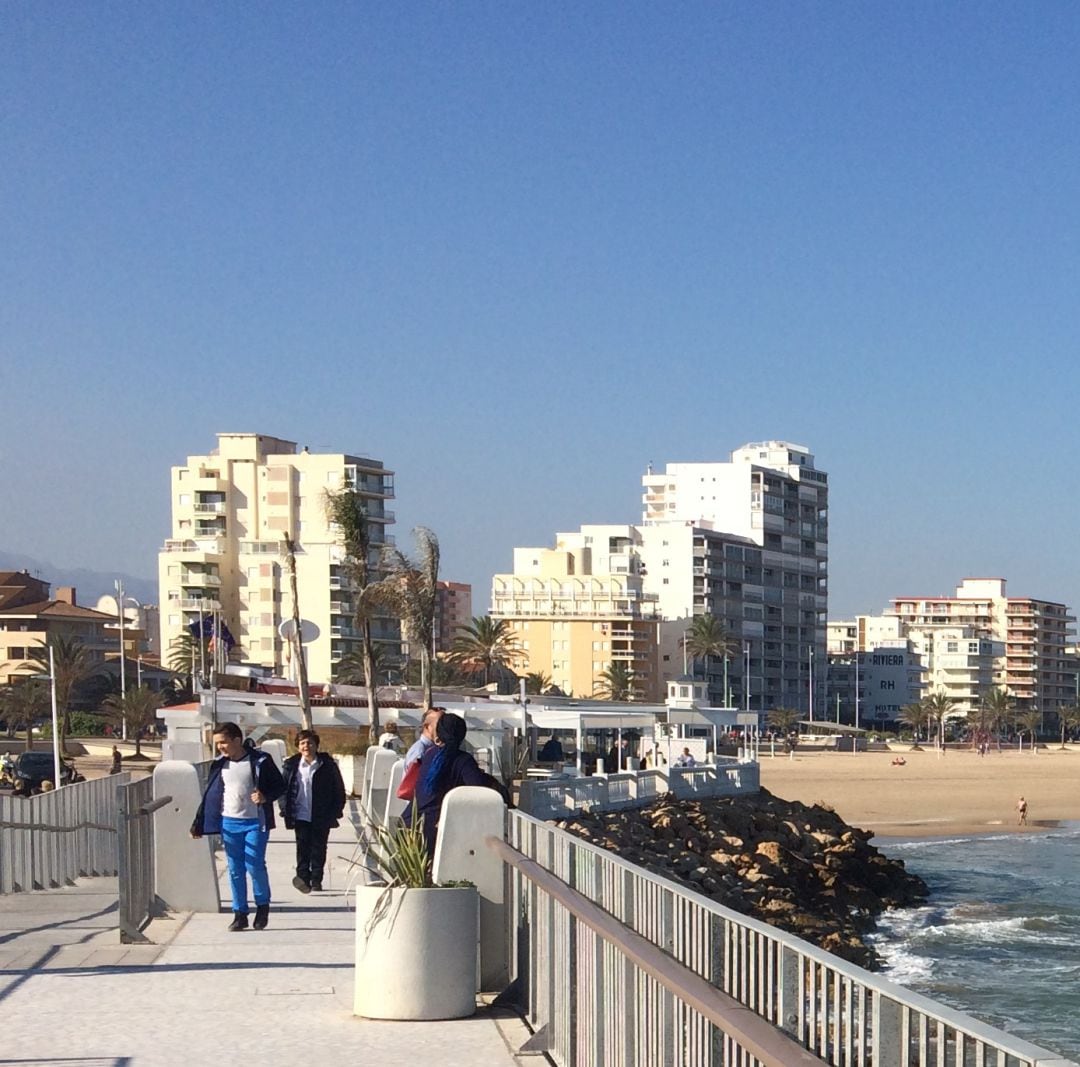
[518,759,759,820]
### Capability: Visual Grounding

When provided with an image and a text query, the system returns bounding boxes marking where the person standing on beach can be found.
[190,722,286,931]
[1017,795,1028,825]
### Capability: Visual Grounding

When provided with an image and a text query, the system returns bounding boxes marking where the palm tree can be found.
[1014,708,1042,752]
[767,706,801,737]
[921,691,956,748]
[103,686,163,758]
[898,701,930,747]
[0,680,49,749]
[325,487,398,740]
[383,527,440,711]
[593,662,635,701]
[979,686,1014,751]
[166,631,211,688]
[25,636,100,753]
[683,614,739,703]
[1056,703,1080,748]
[449,617,523,685]
[523,671,552,695]
[335,642,390,687]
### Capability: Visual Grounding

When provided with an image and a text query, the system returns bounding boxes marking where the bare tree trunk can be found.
[283,535,313,731]
[420,645,432,711]
[362,623,380,742]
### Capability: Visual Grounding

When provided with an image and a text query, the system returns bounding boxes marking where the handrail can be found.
[0,819,116,833]
[484,834,826,1067]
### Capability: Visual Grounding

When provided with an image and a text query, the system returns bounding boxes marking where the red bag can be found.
[396,759,421,801]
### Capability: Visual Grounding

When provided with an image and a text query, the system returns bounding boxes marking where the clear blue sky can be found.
[4,3,1080,618]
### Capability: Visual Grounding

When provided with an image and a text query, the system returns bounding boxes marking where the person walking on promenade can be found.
[403,708,444,773]
[279,729,346,893]
[110,746,122,775]
[190,722,286,931]
[1017,795,1028,826]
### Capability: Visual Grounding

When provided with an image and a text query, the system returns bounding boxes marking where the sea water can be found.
[872,824,1080,1060]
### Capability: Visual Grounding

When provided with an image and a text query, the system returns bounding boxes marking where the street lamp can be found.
[30,648,63,790]
[113,580,141,742]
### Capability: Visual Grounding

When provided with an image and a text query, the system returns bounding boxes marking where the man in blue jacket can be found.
[191,722,286,931]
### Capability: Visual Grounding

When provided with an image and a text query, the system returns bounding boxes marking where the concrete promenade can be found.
[0,825,528,1066]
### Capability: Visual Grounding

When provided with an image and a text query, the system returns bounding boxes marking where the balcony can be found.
[194,501,227,514]
[181,572,222,587]
[161,537,226,557]
[179,598,221,611]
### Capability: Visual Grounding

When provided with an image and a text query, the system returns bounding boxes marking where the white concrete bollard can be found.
[432,786,507,992]
[259,738,285,771]
[153,761,220,912]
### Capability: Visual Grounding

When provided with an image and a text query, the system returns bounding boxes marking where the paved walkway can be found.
[0,825,530,1066]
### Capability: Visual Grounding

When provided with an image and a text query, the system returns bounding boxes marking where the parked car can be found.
[11,752,73,796]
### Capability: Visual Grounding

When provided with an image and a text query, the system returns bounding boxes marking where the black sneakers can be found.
[253,903,270,930]
[292,875,311,894]
[228,912,249,932]
[310,882,323,892]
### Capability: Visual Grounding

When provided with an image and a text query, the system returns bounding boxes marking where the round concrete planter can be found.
[354,884,478,1020]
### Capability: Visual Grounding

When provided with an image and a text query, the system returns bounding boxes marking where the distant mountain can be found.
[0,550,157,607]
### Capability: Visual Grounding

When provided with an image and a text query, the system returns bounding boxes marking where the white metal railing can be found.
[518,761,759,820]
[117,776,173,942]
[0,775,126,893]
[504,811,1073,1067]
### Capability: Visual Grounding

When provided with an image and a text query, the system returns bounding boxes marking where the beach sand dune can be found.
[758,745,1080,839]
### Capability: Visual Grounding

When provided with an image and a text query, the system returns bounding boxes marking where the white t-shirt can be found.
[221,758,258,819]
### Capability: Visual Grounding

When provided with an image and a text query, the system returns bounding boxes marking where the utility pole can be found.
[115,579,127,741]
[284,535,312,730]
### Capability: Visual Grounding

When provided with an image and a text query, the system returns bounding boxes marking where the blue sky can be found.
[3,3,1080,618]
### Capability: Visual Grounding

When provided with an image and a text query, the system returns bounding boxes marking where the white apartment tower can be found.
[158,433,399,685]
[641,442,828,713]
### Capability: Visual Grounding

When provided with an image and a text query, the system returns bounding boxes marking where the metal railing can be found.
[518,761,759,820]
[117,777,172,943]
[0,775,125,894]
[503,810,1074,1067]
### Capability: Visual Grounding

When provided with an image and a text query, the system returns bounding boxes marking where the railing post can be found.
[872,992,903,1067]
[777,943,801,1041]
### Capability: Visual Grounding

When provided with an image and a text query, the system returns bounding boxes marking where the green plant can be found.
[368,806,432,888]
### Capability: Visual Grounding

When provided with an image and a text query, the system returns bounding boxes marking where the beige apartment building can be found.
[490,525,661,701]
[158,433,399,685]
[888,578,1075,713]
[0,573,115,704]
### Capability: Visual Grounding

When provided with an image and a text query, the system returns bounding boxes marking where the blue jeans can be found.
[221,817,270,914]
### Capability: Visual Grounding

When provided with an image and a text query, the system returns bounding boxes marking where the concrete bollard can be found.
[432,786,507,992]
[153,761,220,912]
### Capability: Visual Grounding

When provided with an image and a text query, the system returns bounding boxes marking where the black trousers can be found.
[294,820,331,884]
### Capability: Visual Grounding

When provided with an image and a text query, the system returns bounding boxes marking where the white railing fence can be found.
[0,775,126,894]
[503,810,1074,1067]
[519,760,760,820]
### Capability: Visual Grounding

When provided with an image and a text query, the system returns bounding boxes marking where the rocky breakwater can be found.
[560,789,927,969]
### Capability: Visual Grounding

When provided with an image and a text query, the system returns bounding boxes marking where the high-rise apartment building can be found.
[490,525,660,700]
[888,578,1075,713]
[641,442,828,713]
[158,433,399,684]
[434,581,472,654]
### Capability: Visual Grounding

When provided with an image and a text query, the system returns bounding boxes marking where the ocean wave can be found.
[915,912,1080,948]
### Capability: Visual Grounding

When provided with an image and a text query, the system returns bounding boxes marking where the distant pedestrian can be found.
[279,730,346,893]
[378,720,405,755]
[190,722,286,932]
[110,746,122,775]
[675,747,696,768]
[1017,795,1028,826]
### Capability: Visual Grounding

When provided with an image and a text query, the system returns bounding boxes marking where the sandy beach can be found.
[758,744,1080,839]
